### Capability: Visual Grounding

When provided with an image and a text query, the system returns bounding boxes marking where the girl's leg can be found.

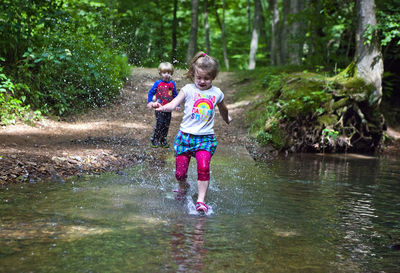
[175,153,191,190]
[195,150,212,203]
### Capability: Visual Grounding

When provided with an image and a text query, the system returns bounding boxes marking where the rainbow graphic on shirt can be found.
[191,93,215,121]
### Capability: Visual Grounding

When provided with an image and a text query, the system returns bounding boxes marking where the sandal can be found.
[173,182,190,201]
[195,202,209,213]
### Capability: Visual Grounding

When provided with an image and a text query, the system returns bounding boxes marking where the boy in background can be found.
[147,62,179,148]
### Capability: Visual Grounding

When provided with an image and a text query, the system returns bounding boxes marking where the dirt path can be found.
[0,68,250,185]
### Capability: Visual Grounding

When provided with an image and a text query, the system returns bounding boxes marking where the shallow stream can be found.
[1,146,399,272]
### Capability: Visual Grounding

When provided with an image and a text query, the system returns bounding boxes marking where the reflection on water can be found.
[0,148,399,272]
[169,217,207,272]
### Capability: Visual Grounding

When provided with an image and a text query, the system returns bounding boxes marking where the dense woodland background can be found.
[1,0,399,152]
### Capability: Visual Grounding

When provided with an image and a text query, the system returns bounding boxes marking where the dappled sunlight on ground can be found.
[1,120,151,135]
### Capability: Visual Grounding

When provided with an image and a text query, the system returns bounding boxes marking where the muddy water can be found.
[1,146,399,272]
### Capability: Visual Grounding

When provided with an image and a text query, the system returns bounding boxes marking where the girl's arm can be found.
[217,100,232,124]
[154,90,185,112]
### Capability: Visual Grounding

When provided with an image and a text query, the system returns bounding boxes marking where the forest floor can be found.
[1,68,399,185]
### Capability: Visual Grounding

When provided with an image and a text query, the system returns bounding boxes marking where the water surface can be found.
[1,146,399,272]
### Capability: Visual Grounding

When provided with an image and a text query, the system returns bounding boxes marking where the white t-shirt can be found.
[179,84,224,135]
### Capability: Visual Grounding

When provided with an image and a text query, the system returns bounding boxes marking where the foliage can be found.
[302,0,355,68]
[322,128,339,141]
[0,0,399,130]
[0,0,131,116]
[376,0,400,46]
[18,39,130,116]
[375,0,400,128]
[0,63,40,125]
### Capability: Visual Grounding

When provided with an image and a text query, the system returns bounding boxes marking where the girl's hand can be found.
[155,105,165,112]
[147,102,162,110]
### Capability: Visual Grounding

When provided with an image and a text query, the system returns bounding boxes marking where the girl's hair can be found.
[185,52,219,81]
[158,62,174,75]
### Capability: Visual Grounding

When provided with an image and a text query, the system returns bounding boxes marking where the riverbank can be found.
[1,68,399,185]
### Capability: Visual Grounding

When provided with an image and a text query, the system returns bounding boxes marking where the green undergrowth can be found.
[0,63,41,125]
[15,43,131,117]
[0,0,132,123]
[235,66,375,151]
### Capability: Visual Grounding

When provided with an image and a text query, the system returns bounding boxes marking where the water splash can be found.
[185,196,214,216]
[164,192,214,216]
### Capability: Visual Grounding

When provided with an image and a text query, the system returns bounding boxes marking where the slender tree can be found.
[172,0,178,64]
[221,0,229,69]
[248,0,262,69]
[204,0,211,54]
[213,0,229,69]
[355,0,383,106]
[258,1,268,50]
[280,0,290,63]
[186,0,199,64]
[287,0,304,65]
[306,0,326,65]
[269,0,280,65]
[278,0,306,65]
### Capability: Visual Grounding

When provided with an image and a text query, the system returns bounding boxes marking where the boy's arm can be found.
[217,100,232,124]
[147,81,161,109]
[147,81,160,102]
[172,82,181,109]
[154,90,185,112]
[172,81,178,98]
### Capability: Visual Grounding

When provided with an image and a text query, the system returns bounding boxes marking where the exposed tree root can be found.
[281,95,385,154]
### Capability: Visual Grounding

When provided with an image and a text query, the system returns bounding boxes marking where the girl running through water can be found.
[149,52,232,213]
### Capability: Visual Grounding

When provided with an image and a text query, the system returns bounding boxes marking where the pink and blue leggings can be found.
[175,150,211,182]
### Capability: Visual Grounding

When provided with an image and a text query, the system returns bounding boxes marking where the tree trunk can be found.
[307,0,325,64]
[269,0,280,66]
[258,2,268,55]
[204,0,211,54]
[287,0,303,65]
[213,0,229,69]
[355,0,383,107]
[248,0,262,70]
[186,0,199,64]
[221,0,229,69]
[280,0,290,64]
[172,0,178,64]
